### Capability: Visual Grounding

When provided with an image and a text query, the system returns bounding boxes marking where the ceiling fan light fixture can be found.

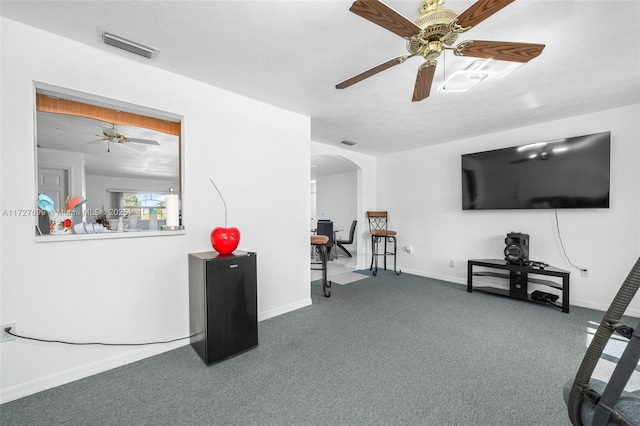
[98,27,158,59]
[438,71,488,93]
[466,58,525,79]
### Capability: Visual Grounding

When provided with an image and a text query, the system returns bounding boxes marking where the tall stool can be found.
[310,235,332,297]
[366,211,401,276]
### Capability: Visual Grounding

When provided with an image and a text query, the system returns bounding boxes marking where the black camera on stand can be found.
[504,232,529,265]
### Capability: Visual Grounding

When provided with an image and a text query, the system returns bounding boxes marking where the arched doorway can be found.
[311,154,360,278]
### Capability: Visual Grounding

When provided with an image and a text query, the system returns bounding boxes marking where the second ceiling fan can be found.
[89,124,160,152]
[336,0,545,101]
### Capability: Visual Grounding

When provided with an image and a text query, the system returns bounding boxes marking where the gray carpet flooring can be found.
[0,271,625,425]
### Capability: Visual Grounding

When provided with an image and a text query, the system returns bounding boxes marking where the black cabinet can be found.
[189,250,258,365]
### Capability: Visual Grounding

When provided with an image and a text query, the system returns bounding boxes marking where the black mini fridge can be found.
[188,250,258,365]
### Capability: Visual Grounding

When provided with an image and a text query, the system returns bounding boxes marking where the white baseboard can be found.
[258,297,312,322]
[400,268,467,285]
[0,340,186,404]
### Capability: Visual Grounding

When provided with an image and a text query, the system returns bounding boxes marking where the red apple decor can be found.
[211,226,240,255]
[209,178,240,255]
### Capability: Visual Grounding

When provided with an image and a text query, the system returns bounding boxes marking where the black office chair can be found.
[336,220,357,258]
[316,220,334,261]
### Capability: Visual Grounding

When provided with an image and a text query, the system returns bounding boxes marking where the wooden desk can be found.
[467,259,570,313]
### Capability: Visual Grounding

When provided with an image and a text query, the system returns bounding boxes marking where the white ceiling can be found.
[2,0,640,158]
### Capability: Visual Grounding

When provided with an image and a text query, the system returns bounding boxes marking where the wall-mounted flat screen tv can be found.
[462,131,610,210]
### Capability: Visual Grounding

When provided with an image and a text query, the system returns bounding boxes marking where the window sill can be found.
[35,229,186,243]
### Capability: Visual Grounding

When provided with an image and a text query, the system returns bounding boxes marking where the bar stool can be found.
[366,211,401,276]
[310,235,332,297]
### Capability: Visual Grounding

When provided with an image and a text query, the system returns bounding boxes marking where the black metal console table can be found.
[467,259,570,313]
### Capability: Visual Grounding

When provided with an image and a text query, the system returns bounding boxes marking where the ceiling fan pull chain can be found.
[442,49,447,87]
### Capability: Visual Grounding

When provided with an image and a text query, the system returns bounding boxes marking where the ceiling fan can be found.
[336,0,545,101]
[89,124,160,152]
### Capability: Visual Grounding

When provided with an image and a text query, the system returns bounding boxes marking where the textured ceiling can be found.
[2,0,640,158]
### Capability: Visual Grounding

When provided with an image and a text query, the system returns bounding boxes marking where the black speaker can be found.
[504,232,529,264]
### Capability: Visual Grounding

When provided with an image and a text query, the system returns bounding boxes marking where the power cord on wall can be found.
[3,326,194,346]
[554,209,587,273]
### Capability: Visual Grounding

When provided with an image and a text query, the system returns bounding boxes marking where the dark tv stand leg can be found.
[562,275,569,313]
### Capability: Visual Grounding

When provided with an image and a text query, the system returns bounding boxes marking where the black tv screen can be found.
[462,131,610,210]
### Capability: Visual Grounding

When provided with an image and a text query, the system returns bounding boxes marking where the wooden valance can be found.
[36,93,181,136]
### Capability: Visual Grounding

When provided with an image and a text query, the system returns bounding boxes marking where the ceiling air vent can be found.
[98,27,158,59]
[339,140,357,146]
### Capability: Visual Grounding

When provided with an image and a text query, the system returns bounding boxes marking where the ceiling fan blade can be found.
[122,141,145,150]
[349,0,422,39]
[87,139,104,145]
[336,55,413,89]
[454,40,545,62]
[455,0,515,30]
[126,138,160,146]
[412,61,437,102]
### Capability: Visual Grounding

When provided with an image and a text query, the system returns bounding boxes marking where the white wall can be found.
[316,170,357,240]
[0,18,311,403]
[378,104,640,316]
[310,142,377,270]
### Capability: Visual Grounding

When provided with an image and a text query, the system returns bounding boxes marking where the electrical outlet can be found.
[581,269,589,277]
[1,323,16,343]
[449,260,455,268]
